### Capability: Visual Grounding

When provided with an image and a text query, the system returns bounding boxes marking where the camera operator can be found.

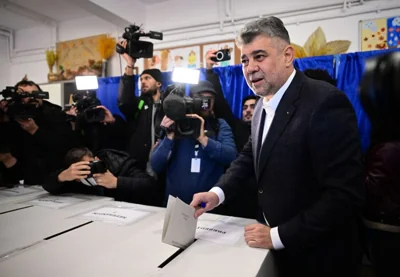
[205,49,260,152]
[71,90,127,153]
[0,80,82,185]
[150,80,237,205]
[43,147,162,206]
[117,41,165,175]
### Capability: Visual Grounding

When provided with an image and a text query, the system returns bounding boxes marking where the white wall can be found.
[5,15,145,87]
[0,36,10,90]
[3,0,400,87]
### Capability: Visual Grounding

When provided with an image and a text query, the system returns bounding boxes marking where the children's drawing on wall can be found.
[360,16,400,51]
[203,42,236,67]
[147,46,201,71]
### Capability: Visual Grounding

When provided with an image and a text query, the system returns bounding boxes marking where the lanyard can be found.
[194,142,200,158]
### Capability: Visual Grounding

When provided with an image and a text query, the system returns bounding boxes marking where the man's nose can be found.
[247,59,259,74]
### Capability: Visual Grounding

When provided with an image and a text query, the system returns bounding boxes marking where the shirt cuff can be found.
[270,227,285,250]
[209,187,225,206]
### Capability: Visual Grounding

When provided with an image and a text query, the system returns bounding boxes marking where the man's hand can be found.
[205,49,218,70]
[244,224,273,249]
[190,192,219,218]
[119,40,136,67]
[0,100,9,122]
[186,114,208,147]
[94,170,117,189]
[96,105,115,124]
[160,115,175,140]
[58,161,91,182]
[17,118,39,135]
[65,106,77,116]
[0,152,17,168]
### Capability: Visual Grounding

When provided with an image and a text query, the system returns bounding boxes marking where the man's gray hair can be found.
[236,16,290,46]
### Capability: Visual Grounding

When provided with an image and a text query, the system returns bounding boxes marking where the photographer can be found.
[150,81,237,205]
[205,49,259,152]
[73,97,127,153]
[117,41,165,175]
[0,80,81,185]
[43,147,161,206]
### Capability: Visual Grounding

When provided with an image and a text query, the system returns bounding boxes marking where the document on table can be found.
[80,206,151,226]
[162,195,198,249]
[0,186,40,197]
[195,220,244,246]
[27,195,88,209]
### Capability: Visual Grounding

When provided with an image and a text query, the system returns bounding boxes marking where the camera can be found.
[73,76,105,124]
[73,91,105,123]
[116,24,163,59]
[89,160,107,175]
[162,84,213,139]
[80,160,108,186]
[211,49,231,62]
[0,86,49,120]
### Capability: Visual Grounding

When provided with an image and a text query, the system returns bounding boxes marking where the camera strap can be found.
[134,99,145,120]
[191,142,201,173]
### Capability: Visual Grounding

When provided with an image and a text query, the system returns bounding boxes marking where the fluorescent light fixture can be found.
[75,76,99,90]
[172,67,200,84]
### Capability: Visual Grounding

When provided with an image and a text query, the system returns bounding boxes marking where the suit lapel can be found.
[256,72,304,180]
[251,100,264,170]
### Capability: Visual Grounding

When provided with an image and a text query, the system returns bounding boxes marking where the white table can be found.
[0,203,179,277]
[0,186,49,211]
[0,194,113,258]
[156,214,270,277]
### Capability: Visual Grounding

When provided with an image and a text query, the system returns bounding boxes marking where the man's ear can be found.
[156,82,162,89]
[283,45,295,67]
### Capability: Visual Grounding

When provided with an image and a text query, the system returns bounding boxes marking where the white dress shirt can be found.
[211,69,296,250]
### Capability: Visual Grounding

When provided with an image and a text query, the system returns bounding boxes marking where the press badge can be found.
[191,158,201,173]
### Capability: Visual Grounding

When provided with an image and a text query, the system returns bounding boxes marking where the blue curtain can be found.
[96,48,400,152]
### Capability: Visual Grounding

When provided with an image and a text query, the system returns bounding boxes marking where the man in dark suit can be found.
[190,16,364,276]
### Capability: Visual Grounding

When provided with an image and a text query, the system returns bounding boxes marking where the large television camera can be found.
[0,86,49,120]
[162,69,214,139]
[73,76,105,124]
[116,24,163,59]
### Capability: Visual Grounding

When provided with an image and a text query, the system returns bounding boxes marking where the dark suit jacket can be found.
[216,71,365,276]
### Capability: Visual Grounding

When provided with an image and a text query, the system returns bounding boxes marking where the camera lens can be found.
[216,51,224,61]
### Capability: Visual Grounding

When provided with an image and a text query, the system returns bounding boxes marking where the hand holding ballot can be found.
[190,191,220,218]
[162,196,198,249]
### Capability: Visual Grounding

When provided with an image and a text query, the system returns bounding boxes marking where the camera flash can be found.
[172,67,200,84]
[75,76,99,91]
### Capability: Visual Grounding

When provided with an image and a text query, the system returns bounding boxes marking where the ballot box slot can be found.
[0,205,33,215]
[44,221,93,240]
[158,239,198,268]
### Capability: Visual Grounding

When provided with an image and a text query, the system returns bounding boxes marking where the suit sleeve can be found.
[118,74,139,119]
[277,91,365,248]
[214,135,255,201]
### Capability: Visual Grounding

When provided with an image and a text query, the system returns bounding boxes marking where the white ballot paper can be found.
[162,195,198,249]
[195,220,244,246]
[0,186,40,197]
[27,195,87,209]
[81,206,151,226]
